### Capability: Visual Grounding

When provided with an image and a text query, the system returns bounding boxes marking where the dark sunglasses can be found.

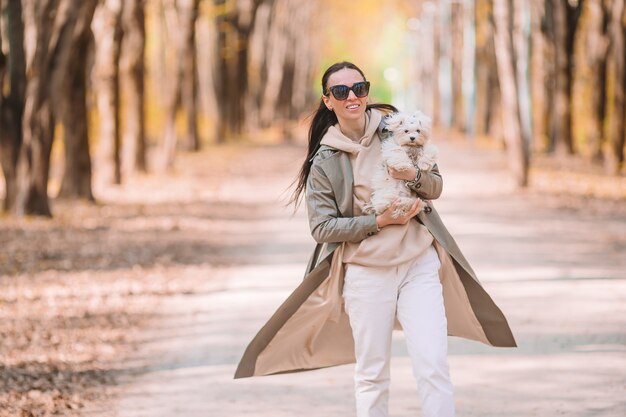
[324,81,370,100]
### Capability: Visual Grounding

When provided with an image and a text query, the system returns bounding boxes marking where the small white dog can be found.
[364,110,438,218]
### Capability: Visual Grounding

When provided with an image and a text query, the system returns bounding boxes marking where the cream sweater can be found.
[320,109,433,267]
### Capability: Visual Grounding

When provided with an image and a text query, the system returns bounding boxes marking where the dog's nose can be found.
[410,137,415,141]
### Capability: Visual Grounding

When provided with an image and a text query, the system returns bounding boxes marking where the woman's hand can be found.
[388,166,417,181]
[375,199,422,229]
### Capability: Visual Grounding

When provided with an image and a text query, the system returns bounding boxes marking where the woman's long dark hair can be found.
[289,61,397,208]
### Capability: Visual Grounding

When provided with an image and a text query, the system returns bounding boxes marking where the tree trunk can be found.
[121,0,147,174]
[432,7,444,126]
[161,0,200,170]
[248,0,315,137]
[160,0,180,169]
[180,0,200,151]
[410,3,435,119]
[214,8,228,142]
[512,0,532,155]
[259,0,290,127]
[196,8,219,142]
[0,6,7,207]
[231,28,250,136]
[604,0,625,173]
[474,0,495,137]
[432,3,441,126]
[277,52,295,120]
[551,0,571,154]
[542,0,557,153]
[14,0,64,216]
[582,0,610,162]
[530,0,547,152]
[213,0,262,141]
[0,0,27,212]
[550,0,583,155]
[246,1,272,131]
[51,0,98,200]
[493,0,530,186]
[450,1,465,132]
[290,1,315,122]
[93,0,123,185]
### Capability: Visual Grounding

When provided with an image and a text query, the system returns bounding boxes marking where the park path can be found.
[84,139,626,417]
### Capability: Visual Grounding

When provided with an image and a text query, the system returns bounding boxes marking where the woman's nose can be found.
[347,89,358,99]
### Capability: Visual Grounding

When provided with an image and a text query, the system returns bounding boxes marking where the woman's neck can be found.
[338,113,367,141]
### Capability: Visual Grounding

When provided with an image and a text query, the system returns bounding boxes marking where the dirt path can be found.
[86,141,626,417]
[88,140,626,416]
[5,140,624,416]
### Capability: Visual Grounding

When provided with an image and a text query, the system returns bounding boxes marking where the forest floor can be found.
[1,136,625,416]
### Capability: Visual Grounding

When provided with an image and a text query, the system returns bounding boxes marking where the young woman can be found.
[235,62,516,417]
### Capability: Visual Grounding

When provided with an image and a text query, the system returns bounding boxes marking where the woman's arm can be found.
[407,163,443,200]
[306,163,379,244]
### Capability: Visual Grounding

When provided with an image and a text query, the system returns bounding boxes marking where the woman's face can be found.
[322,68,368,124]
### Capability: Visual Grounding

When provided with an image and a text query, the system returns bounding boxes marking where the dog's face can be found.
[384,111,432,147]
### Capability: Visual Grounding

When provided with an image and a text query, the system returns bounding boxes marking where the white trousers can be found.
[342,245,455,417]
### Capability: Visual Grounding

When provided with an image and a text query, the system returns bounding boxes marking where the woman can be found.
[235,62,516,417]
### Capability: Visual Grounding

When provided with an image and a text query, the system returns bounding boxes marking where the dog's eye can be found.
[417,129,421,133]
[405,130,409,133]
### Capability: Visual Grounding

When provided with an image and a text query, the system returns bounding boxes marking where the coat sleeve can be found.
[406,163,443,200]
[306,162,379,244]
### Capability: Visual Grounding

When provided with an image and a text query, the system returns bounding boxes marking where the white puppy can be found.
[364,110,437,218]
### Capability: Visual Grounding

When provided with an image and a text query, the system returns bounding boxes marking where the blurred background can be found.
[1,0,626,416]
[1,0,625,216]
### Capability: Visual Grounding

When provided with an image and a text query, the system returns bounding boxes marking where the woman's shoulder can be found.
[310,145,341,167]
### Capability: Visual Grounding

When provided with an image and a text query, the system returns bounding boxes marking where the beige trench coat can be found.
[234,141,516,379]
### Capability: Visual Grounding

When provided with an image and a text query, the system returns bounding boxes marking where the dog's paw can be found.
[388,197,413,218]
[389,161,414,172]
[390,197,426,218]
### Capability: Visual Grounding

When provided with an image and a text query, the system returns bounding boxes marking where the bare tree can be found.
[257,0,290,127]
[549,0,583,155]
[406,2,436,120]
[450,0,465,132]
[530,0,548,152]
[493,0,530,186]
[572,0,609,162]
[14,0,62,216]
[512,0,532,150]
[180,0,201,151]
[0,0,27,212]
[289,2,316,124]
[51,0,99,200]
[160,0,200,170]
[474,0,500,138]
[93,0,124,185]
[431,2,442,126]
[213,0,263,141]
[249,0,315,138]
[121,0,147,175]
[604,0,625,173]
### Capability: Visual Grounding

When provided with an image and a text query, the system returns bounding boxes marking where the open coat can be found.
[235,124,516,379]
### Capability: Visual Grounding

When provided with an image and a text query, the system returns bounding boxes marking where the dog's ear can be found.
[384,112,405,130]
[414,110,433,135]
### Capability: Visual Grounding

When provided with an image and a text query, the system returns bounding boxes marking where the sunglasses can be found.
[324,81,370,100]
